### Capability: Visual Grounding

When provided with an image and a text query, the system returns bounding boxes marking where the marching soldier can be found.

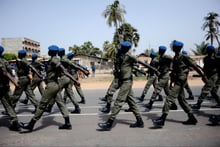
[10,50,40,113]
[190,45,220,110]
[98,41,159,130]
[145,46,178,110]
[45,48,81,114]
[0,45,21,131]
[152,40,208,127]
[137,51,163,102]
[20,53,45,104]
[20,45,79,132]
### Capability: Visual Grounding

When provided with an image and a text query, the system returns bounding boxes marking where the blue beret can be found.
[173,41,184,48]
[150,51,157,57]
[32,53,38,59]
[159,46,167,51]
[120,41,132,50]
[59,48,65,52]
[182,50,188,55]
[0,45,4,52]
[206,45,215,51]
[18,49,27,54]
[48,45,59,51]
[67,52,74,57]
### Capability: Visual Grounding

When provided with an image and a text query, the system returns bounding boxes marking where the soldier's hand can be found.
[202,76,208,84]
[156,71,160,76]
[75,81,80,86]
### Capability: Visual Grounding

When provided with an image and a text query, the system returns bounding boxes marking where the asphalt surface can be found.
[0,86,220,147]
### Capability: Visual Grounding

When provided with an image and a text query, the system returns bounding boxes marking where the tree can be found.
[102,0,126,30]
[202,12,220,47]
[113,23,140,48]
[191,41,209,55]
[69,41,102,57]
[102,41,116,61]
[3,53,17,60]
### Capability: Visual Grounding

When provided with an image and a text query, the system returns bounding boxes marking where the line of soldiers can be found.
[98,40,220,130]
[1,40,220,132]
[0,45,89,132]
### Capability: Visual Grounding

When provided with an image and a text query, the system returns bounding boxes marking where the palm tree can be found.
[202,12,220,47]
[191,41,209,55]
[102,0,126,30]
[102,41,116,61]
[113,23,140,48]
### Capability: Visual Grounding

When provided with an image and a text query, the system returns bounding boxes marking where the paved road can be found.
[0,86,220,147]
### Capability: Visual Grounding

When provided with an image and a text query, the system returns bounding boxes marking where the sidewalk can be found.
[80,73,204,90]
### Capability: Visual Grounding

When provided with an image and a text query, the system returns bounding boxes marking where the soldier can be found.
[152,40,208,127]
[62,53,89,104]
[98,41,159,130]
[137,51,163,102]
[9,50,39,113]
[0,45,21,131]
[20,53,45,104]
[98,66,146,113]
[45,48,81,114]
[181,50,194,100]
[190,45,220,110]
[20,45,79,132]
[145,46,178,110]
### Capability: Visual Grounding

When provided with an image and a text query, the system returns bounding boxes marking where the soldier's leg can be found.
[54,91,72,129]
[145,76,169,110]
[25,83,38,112]
[139,76,156,101]
[98,81,132,130]
[99,78,119,113]
[74,84,86,104]
[185,81,194,100]
[126,89,144,128]
[0,87,20,131]
[65,82,81,113]
[21,82,59,131]
[191,74,218,110]
[177,88,197,125]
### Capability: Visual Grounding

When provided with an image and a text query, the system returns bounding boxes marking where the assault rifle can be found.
[72,62,90,76]
[59,65,80,86]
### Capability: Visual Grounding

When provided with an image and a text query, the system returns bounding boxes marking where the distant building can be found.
[1,37,40,56]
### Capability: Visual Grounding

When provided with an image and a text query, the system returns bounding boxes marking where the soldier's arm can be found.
[71,62,90,76]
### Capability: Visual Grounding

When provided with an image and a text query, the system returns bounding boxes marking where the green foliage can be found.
[3,53,17,60]
[68,41,102,57]
[202,12,220,46]
[191,41,209,55]
[102,41,116,61]
[113,23,140,48]
[102,0,126,29]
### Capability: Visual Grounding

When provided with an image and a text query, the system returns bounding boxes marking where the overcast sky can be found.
[0,0,220,56]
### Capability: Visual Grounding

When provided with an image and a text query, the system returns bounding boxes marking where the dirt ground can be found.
[80,74,204,90]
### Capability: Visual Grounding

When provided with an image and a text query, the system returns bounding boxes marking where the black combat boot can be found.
[20,99,28,104]
[190,100,202,110]
[137,95,145,102]
[45,104,53,113]
[130,116,144,128]
[145,100,154,110]
[156,95,163,101]
[99,103,111,113]
[99,96,107,102]
[98,118,114,130]
[209,115,220,125]
[170,103,178,110]
[71,105,81,114]
[186,95,194,100]
[9,121,21,132]
[78,97,85,104]
[59,117,72,130]
[124,108,132,112]
[152,113,167,127]
[20,119,36,131]
[32,105,37,114]
[182,113,197,125]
